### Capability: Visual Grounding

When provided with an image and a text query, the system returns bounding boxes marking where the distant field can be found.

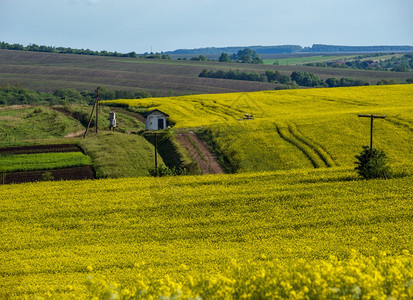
[1,50,412,97]
[108,85,413,172]
[263,53,407,65]
[263,55,358,65]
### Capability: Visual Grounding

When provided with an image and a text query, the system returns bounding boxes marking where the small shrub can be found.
[355,146,392,179]
[41,171,55,181]
[149,165,190,177]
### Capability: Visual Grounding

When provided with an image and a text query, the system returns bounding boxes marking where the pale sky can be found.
[1,0,412,54]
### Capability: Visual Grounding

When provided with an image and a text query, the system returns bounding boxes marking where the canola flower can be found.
[105,85,413,128]
[86,250,413,299]
[1,168,412,298]
[105,85,413,172]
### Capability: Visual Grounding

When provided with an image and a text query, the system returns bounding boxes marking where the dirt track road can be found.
[175,132,224,175]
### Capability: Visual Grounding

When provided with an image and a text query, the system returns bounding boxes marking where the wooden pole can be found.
[96,87,100,134]
[154,132,158,176]
[83,87,100,138]
[83,99,96,138]
[370,115,373,150]
[358,114,386,152]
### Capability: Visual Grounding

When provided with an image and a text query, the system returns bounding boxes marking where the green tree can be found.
[127,51,137,58]
[53,88,83,103]
[326,78,341,87]
[219,52,231,63]
[291,71,324,87]
[355,146,392,179]
[232,48,263,64]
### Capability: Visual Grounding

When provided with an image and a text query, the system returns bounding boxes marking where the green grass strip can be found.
[0,152,92,172]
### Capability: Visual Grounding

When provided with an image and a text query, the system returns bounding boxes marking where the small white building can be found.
[143,109,169,131]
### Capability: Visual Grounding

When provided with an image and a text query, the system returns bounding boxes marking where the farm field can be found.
[263,54,357,65]
[1,84,413,298]
[263,53,407,66]
[0,105,165,179]
[1,168,412,298]
[0,152,91,172]
[1,50,412,97]
[108,84,413,173]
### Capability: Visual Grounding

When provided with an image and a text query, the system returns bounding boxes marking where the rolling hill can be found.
[107,84,413,173]
[1,49,412,98]
[1,84,413,298]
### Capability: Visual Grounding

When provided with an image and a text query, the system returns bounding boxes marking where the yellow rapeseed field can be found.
[107,85,413,172]
[1,168,412,298]
[1,85,412,298]
[108,85,413,128]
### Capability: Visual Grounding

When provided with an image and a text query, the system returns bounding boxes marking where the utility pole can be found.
[96,87,99,134]
[154,131,158,176]
[83,87,100,138]
[358,114,386,152]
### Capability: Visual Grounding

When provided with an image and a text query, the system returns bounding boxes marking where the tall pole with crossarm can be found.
[358,114,386,152]
[83,87,100,138]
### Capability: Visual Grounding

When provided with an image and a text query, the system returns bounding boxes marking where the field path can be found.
[175,132,224,174]
[64,130,85,138]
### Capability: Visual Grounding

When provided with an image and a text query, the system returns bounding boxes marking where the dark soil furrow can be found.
[1,166,95,184]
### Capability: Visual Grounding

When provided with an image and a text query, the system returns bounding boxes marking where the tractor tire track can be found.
[275,122,336,168]
[288,122,337,167]
[385,116,413,132]
[276,124,321,168]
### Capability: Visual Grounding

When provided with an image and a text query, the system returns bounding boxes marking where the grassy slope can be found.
[0,106,84,146]
[78,132,165,178]
[0,105,167,178]
[1,50,412,97]
[57,104,145,134]
[108,85,413,172]
[0,168,412,297]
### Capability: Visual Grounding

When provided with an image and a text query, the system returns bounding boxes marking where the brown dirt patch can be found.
[2,166,95,184]
[64,130,85,138]
[175,132,224,174]
[0,105,28,111]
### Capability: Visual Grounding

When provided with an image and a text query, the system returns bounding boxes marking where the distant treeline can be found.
[0,41,173,60]
[169,45,303,55]
[177,48,264,64]
[199,69,267,82]
[0,84,151,106]
[305,54,413,72]
[168,44,413,55]
[218,48,263,64]
[199,69,413,88]
[0,41,141,58]
[307,44,413,53]
[4,41,412,59]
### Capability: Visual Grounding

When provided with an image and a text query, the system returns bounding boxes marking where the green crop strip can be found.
[0,152,92,172]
